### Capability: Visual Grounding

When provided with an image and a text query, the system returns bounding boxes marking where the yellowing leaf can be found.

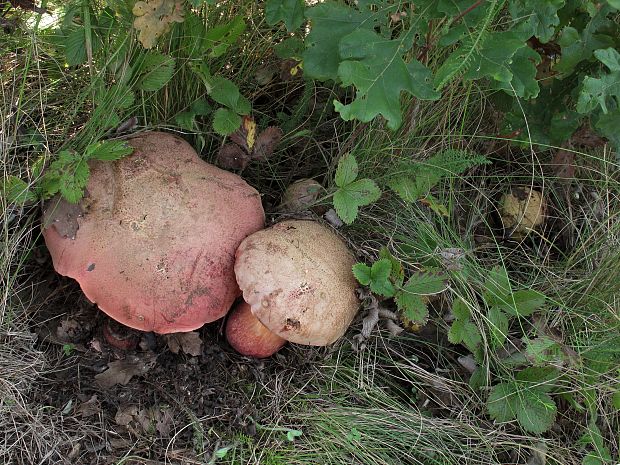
[133,0,185,49]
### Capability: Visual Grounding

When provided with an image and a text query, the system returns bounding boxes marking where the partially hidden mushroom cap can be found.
[234,219,359,346]
[225,301,286,358]
[500,187,546,235]
[43,131,265,334]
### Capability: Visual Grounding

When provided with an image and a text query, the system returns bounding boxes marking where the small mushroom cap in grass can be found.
[279,178,323,212]
[500,187,546,236]
[233,219,359,346]
[43,132,265,334]
[225,301,286,358]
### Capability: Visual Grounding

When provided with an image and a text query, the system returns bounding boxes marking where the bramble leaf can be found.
[265,0,305,32]
[335,28,439,130]
[333,179,380,224]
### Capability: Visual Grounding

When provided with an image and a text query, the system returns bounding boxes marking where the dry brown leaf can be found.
[133,0,184,49]
[164,331,203,356]
[252,127,283,161]
[76,395,101,418]
[217,144,251,170]
[229,115,257,153]
[95,353,156,388]
[115,405,139,426]
[42,194,84,239]
[550,148,575,181]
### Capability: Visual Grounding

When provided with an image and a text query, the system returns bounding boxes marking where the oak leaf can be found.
[133,0,184,49]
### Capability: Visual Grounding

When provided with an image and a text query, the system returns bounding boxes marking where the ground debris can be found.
[352,288,403,350]
[95,353,156,388]
[165,331,203,356]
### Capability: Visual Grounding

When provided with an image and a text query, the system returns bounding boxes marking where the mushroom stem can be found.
[225,301,286,358]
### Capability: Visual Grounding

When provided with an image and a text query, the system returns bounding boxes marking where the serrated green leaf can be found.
[62,27,87,66]
[525,336,562,365]
[516,366,560,392]
[402,273,446,295]
[395,292,428,324]
[274,37,304,59]
[335,154,358,188]
[333,179,380,224]
[108,83,135,110]
[265,0,305,31]
[469,366,487,391]
[352,263,372,286]
[448,319,481,351]
[612,391,620,410]
[483,266,511,303]
[499,289,546,317]
[461,31,525,84]
[59,159,90,204]
[388,175,424,203]
[86,140,133,161]
[204,16,246,57]
[488,306,509,348]
[516,389,557,434]
[191,98,211,115]
[212,108,241,136]
[1,176,38,204]
[368,258,395,297]
[379,247,404,287]
[335,28,439,130]
[137,53,175,92]
[452,298,471,320]
[203,74,250,115]
[487,382,518,422]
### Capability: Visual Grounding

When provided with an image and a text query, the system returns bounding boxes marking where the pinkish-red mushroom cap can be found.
[43,132,265,334]
[225,301,286,358]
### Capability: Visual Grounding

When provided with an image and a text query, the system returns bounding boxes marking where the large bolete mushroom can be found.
[227,219,359,357]
[43,132,265,333]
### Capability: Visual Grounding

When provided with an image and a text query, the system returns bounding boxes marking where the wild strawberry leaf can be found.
[335,28,439,130]
[487,382,519,423]
[448,319,482,351]
[487,306,509,349]
[137,52,176,92]
[335,154,359,188]
[333,179,380,224]
[395,292,428,324]
[516,389,557,434]
[352,263,372,286]
[366,258,395,297]
[86,140,133,161]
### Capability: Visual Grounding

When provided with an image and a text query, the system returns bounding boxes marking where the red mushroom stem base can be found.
[225,301,286,358]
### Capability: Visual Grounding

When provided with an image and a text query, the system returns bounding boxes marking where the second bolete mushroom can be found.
[226,219,359,357]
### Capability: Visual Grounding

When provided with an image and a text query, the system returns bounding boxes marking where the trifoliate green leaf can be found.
[335,28,439,130]
[265,0,305,31]
[395,292,428,324]
[333,179,380,224]
[448,319,482,351]
[335,154,358,188]
[212,108,242,136]
[137,53,175,91]
[499,289,546,317]
[204,74,251,115]
[379,247,404,287]
[86,140,133,161]
[368,258,395,297]
[487,382,518,422]
[516,389,557,434]
[352,263,372,286]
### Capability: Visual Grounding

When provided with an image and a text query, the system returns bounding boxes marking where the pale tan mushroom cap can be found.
[43,132,265,333]
[234,220,359,346]
[501,187,546,234]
